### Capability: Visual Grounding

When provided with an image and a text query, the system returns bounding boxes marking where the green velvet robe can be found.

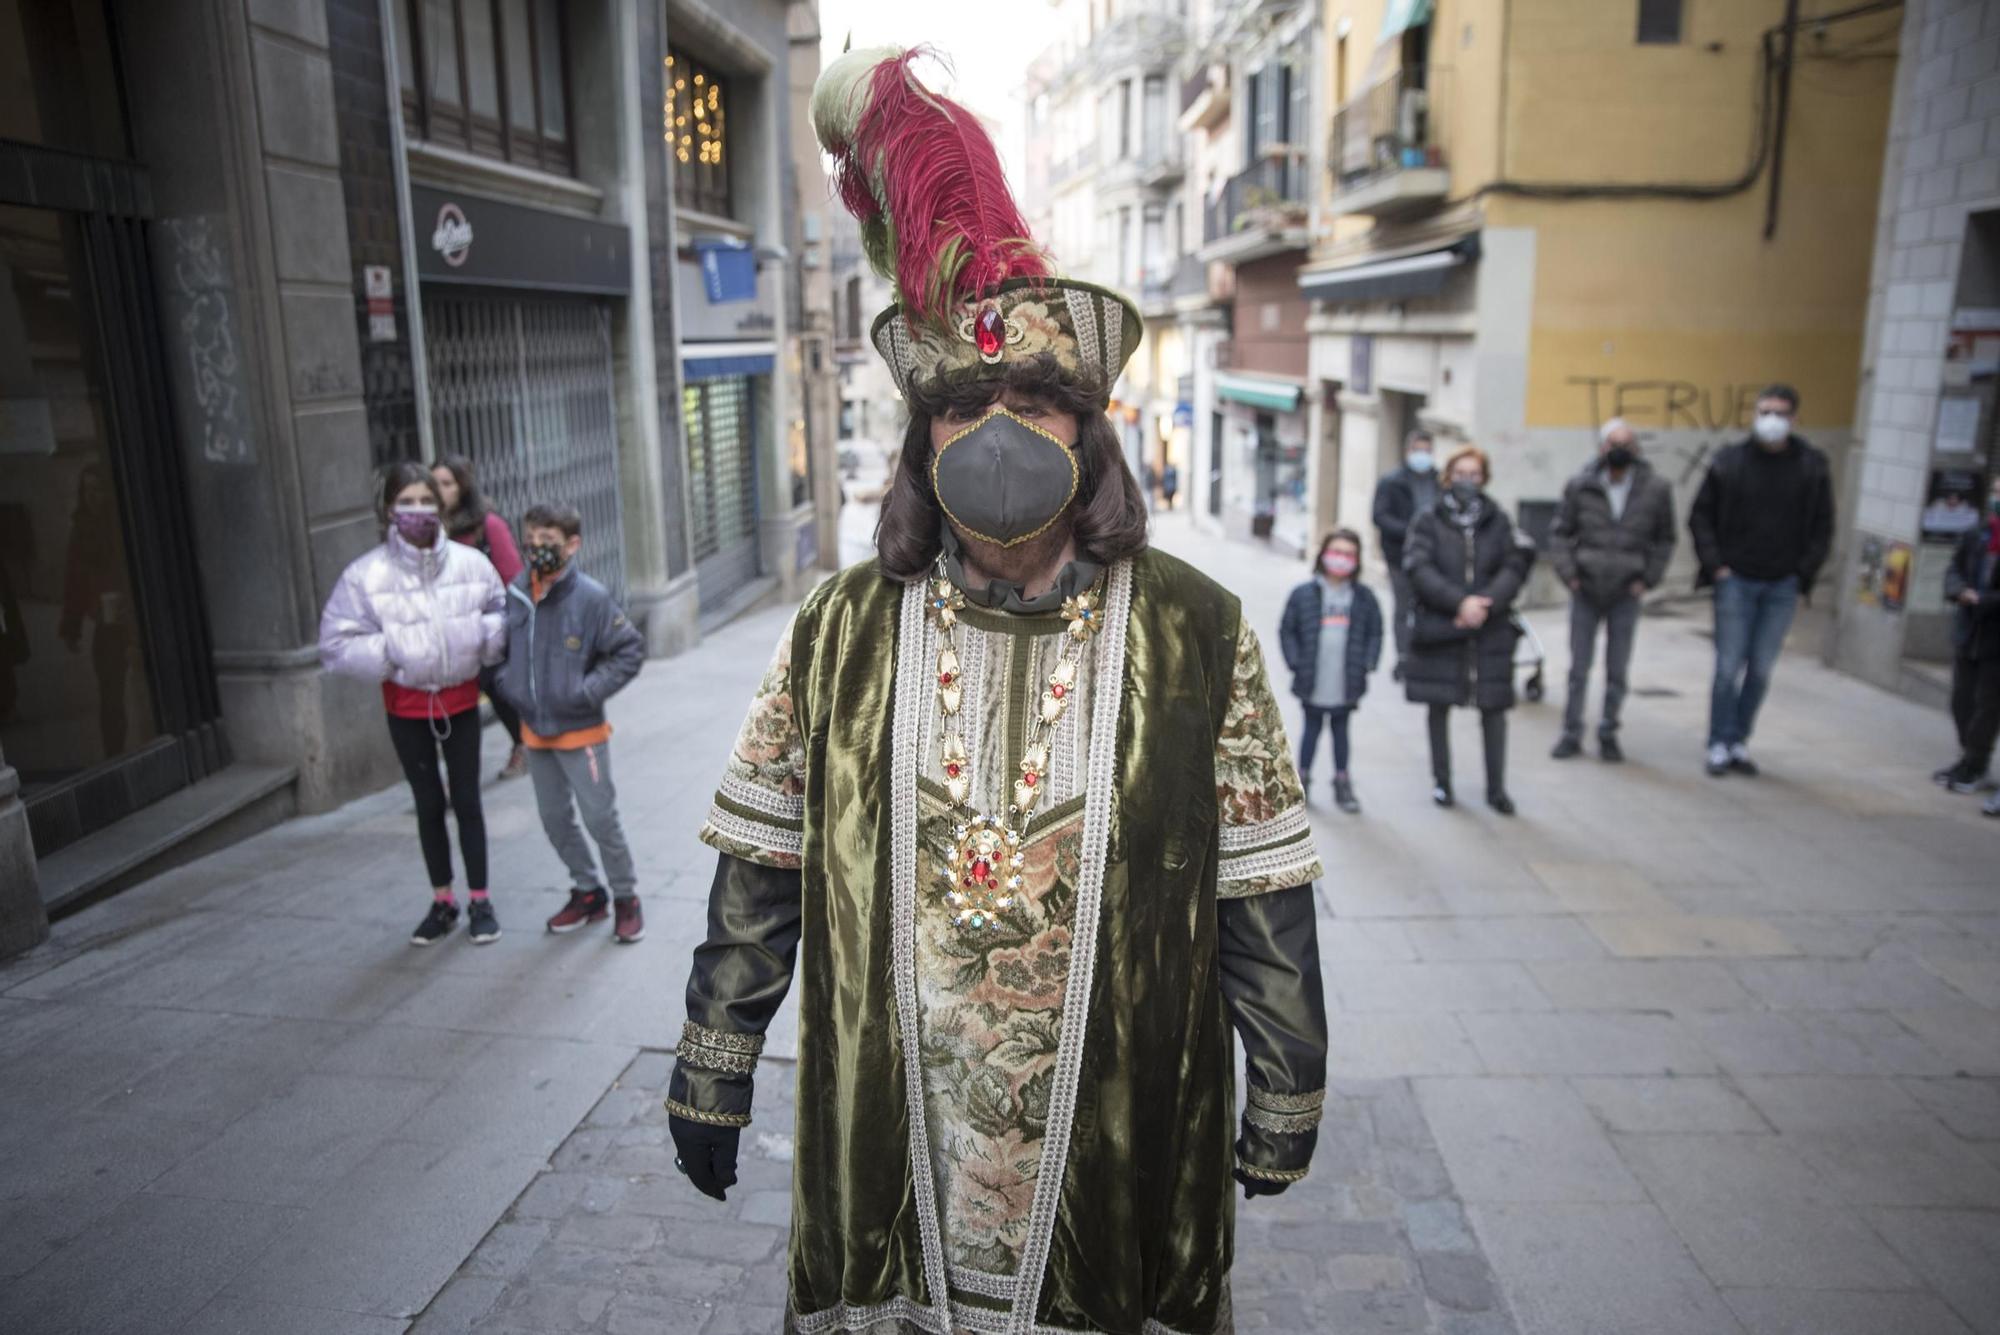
[672,550,1327,1335]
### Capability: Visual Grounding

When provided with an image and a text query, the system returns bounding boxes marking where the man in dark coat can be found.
[1938,473,2000,803]
[1372,429,1438,678]
[1548,419,1678,762]
[1688,383,1835,778]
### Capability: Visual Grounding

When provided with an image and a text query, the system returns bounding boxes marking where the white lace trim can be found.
[890,578,953,1333]
[1009,559,1132,1335]
[718,771,805,822]
[1216,839,1319,888]
[949,1265,1018,1301]
[1217,803,1308,854]
[790,1289,1227,1335]
[703,802,804,857]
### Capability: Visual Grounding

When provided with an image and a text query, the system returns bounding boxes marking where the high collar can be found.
[938,524,1102,615]
[1439,488,1488,529]
[387,527,446,574]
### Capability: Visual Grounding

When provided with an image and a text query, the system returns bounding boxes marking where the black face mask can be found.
[1449,480,1483,507]
[1605,446,1635,471]
[527,542,565,575]
[931,405,1080,548]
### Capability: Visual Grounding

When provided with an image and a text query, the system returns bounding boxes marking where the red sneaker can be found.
[613,896,645,944]
[546,888,610,933]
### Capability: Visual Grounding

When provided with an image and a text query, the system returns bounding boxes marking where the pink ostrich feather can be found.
[827,49,1049,326]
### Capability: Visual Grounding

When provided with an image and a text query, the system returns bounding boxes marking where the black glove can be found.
[1233,1127,1317,1200]
[669,1116,741,1202]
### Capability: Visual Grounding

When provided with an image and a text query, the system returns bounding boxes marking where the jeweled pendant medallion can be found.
[940,814,1025,930]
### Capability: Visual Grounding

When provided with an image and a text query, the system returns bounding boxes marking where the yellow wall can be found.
[1498,0,1897,429]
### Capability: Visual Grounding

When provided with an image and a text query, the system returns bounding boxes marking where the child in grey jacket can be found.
[494,502,649,942]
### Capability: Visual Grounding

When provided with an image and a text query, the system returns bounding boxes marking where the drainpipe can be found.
[379,0,436,460]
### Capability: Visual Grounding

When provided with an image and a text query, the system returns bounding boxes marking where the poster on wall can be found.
[1881,542,1912,613]
[1921,467,1987,541]
[1933,396,1981,455]
[1853,534,1885,608]
[1911,541,1956,616]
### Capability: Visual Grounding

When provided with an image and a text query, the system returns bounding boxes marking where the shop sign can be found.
[410,185,630,295]
[363,264,396,342]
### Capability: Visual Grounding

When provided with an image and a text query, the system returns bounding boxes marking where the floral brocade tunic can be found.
[701,589,1319,1292]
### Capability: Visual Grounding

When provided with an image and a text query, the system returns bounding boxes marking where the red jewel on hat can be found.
[975,307,1005,359]
[1051,684,1066,699]
[986,878,999,891]
[972,859,990,880]
[1023,771,1037,787]
[939,671,954,685]
[945,762,961,777]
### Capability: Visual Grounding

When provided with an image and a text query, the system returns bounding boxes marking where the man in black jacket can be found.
[1549,419,1677,762]
[1937,473,2000,804]
[1688,384,1835,778]
[1372,428,1438,678]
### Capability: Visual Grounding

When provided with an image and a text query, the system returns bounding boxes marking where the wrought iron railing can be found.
[1202,150,1308,243]
[1329,66,1448,193]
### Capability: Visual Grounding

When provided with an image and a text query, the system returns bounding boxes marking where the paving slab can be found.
[1527,959,1753,1011]
[1460,1011,1716,1076]
[1613,1133,1917,1291]
[1587,915,1799,959]
[1721,1289,1974,1335]
[1415,1078,1645,1204]
[1868,1209,2000,1335]
[1467,1202,1743,1335]
[1568,1076,1770,1134]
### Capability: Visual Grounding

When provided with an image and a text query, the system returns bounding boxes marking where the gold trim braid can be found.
[1235,1160,1310,1184]
[1245,1085,1325,1136]
[666,1096,751,1128]
[677,1021,765,1076]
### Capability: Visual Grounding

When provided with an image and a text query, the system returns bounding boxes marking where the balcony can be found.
[1099,142,1185,194]
[1328,66,1450,220]
[1179,64,1229,133]
[1200,150,1310,263]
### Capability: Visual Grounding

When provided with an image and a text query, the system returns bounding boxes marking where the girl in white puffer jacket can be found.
[320,462,507,946]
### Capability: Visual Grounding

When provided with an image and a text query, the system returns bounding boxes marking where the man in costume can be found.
[667,47,1328,1335]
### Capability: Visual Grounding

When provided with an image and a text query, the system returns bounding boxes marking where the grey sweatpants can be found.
[1562,594,1643,742]
[527,742,637,899]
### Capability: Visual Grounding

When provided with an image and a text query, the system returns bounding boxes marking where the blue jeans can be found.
[1299,704,1352,778]
[1708,574,1799,748]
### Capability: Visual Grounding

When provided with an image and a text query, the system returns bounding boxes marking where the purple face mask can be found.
[392,505,440,547]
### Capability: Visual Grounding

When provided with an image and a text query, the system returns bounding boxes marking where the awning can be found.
[681,340,777,381]
[1378,0,1434,43]
[1215,372,1304,413]
[1297,235,1479,304]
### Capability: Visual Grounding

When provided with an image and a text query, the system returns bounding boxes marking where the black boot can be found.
[1334,776,1361,814]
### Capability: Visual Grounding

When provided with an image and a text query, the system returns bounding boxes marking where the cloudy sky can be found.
[815,0,1047,181]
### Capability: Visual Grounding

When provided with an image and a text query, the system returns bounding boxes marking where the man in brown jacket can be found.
[1548,419,1678,761]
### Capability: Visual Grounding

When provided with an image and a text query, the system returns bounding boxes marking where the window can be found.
[1142,75,1166,161]
[666,47,732,217]
[396,0,572,174]
[1119,79,1134,159]
[1637,0,1683,44]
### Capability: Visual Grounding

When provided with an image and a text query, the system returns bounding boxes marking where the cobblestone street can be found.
[4,513,1998,1334]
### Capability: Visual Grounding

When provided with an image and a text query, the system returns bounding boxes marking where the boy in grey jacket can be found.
[495,502,649,943]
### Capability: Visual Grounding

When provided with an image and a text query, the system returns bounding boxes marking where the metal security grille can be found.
[684,375,761,607]
[424,291,628,604]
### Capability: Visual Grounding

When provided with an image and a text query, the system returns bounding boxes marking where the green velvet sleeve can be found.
[1217,882,1328,1184]
[666,852,804,1129]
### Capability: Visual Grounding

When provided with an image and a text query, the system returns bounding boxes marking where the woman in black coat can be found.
[1279,528,1385,813]
[1403,446,1537,813]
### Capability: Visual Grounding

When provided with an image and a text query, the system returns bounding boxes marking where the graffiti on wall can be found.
[1565,377,1768,435]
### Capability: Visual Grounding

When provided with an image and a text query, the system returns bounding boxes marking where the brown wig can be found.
[433,454,490,538]
[375,461,443,530]
[1310,527,1364,572]
[875,354,1149,581]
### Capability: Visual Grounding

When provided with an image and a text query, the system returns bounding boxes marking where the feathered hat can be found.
[811,46,1142,400]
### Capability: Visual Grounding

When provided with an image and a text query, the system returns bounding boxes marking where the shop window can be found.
[1637,0,1683,44]
[396,0,573,175]
[666,48,732,217]
[0,0,131,160]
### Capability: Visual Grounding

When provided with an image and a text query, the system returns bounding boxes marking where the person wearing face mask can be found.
[1402,446,1537,814]
[433,455,528,781]
[1547,419,1678,762]
[1373,429,1440,679]
[1689,384,1835,778]
[664,47,1327,1335]
[1937,474,2000,804]
[1280,529,1384,813]
[490,502,647,943]
[319,462,507,946]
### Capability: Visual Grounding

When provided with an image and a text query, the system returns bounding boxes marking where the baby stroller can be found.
[1512,613,1547,703]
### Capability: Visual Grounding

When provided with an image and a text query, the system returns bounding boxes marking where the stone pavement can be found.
[4,509,1999,1334]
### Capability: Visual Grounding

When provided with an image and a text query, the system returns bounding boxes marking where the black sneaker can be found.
[1487,790,1517,816]
[1432,781,1455,808]
[1551,736,1583,760]
[1933,763,1963,787]
[467,899,501,944]
[1948,770,1985,795]
[411,901,460,947]
[1599,735,1625,764]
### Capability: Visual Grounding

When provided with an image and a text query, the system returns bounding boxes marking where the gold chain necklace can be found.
[927,561,1105,930]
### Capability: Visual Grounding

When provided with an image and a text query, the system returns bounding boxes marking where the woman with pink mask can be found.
[1280,528,1385,814]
